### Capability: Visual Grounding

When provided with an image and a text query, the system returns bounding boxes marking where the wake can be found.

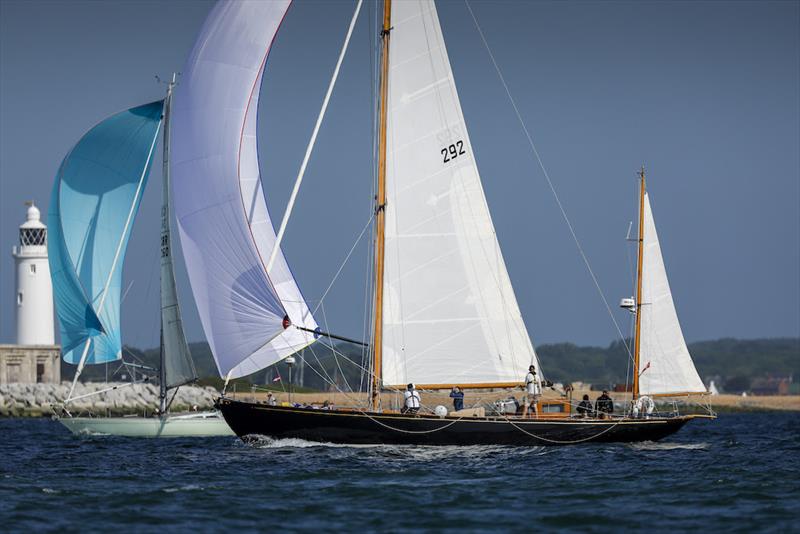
[629,441,710,451]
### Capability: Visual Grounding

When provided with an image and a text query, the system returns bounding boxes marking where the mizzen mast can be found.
[632,166,646,400]
[371,0,392,410]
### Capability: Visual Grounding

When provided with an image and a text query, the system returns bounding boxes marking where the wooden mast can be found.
[632,166,646,400]
[371,0,392,410]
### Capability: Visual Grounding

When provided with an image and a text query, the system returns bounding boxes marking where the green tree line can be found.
[63,337,798,393]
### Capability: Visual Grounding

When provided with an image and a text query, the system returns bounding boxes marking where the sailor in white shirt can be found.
[524,365,541,416]
[401,383,421,414]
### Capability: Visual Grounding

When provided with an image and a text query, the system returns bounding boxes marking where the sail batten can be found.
[381,0,538,387]
[638,192,705,396]
[172,0,317,379]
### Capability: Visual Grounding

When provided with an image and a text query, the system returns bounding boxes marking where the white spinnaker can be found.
[172,0,310,379]
[381,0,538,387]
[638,193,705,395]
[236,55,318,379]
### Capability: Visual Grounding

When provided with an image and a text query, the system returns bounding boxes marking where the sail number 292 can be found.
[441,140,465,163]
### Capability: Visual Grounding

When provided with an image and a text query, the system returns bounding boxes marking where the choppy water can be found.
[1,413,798,532]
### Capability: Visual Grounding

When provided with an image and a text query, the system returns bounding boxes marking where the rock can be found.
[0,382,222,417]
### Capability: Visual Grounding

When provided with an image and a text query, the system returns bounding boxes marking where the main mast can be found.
[159,74,176,414]
[632,166,646,400]
[371,0,392,410]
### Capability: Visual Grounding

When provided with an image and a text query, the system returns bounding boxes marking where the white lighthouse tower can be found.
[0,202,59,385]
[12,201,55,345]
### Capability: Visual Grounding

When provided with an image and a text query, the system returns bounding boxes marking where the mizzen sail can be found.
[48,101,163,364]
[638,192,705,396]
[381,0,538,387]
[172,0,316,379]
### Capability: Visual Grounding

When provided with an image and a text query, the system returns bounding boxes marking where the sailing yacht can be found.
[172,0,712,445]
[50,78,232,437]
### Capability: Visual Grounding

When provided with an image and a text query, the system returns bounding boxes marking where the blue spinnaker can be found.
[48,101,163,365]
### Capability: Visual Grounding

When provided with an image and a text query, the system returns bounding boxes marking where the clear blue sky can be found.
[1,0,798,351]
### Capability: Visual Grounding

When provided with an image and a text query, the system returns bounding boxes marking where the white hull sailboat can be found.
[170,0,712,446]
[59,411,231,438]
[49,75,232,437]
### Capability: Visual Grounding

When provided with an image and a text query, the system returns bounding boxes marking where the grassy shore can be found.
[699,394,800,412]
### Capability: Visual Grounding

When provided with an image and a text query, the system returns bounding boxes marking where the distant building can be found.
[750,375,793,396]
[0,202,60,385]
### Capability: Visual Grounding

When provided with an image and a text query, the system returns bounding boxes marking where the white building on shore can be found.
[0,202,60,384]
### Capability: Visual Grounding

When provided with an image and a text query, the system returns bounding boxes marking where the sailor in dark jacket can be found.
[449,386,464,411]
[576,394,593,417]
[595,390,614,418]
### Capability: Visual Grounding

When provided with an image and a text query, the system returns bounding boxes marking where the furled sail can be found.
[172,0,317,379]
[48,101,163,365]
[638,192,706,395]
[160,84,197,389]
[381,0,539,387]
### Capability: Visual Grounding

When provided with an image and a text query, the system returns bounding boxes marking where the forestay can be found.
[172,0,317,379]
[48,101,163,365]
[381,0,539,387]
[638,193,705,395]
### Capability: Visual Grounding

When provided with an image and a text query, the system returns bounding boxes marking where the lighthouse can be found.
[12,202,55,345]
[1,202,60,385]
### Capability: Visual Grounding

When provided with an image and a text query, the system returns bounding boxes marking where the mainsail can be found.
[172,0,317,380]
[381,0,539,387]
[48,101,163,364]
[160,79,197,389]
[638,192,705,395]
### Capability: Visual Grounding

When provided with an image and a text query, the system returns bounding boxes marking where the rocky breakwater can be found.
[0,382,221,417]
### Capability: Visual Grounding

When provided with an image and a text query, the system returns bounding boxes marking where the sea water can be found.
[1,413,797,532]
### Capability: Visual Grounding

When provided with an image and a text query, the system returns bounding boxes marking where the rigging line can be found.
[305,343,364,406]
[361,0,378,399]
[312,212,374,315]
[464,0,633,365]
[320,302,355,392]
[304,335,340,393]
[318,339,371,376]
[267,0,364,272]
[136,214,163,350]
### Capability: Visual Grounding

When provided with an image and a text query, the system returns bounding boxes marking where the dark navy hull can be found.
[217,398,698,446]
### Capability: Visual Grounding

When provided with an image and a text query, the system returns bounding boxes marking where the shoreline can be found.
[0,382,218,418]
[2,384,797,417]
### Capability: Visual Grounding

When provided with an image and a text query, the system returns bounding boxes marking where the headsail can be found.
[160,80,197,389]
[172,0,317,379]
[381,0,539,387]
[638,192,705,395]
[48,101,163,364]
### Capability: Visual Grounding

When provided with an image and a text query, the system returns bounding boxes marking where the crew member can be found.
[266,392,277,406]
[401,383,421,414]
[449,386,464,412]
[576,394,593,417]
[524,365,541,416]
[595,390,614,418]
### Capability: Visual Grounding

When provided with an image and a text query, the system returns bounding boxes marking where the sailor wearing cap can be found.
[401,383,421,414]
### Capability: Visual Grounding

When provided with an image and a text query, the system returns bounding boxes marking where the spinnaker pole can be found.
[371,0,392,410]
